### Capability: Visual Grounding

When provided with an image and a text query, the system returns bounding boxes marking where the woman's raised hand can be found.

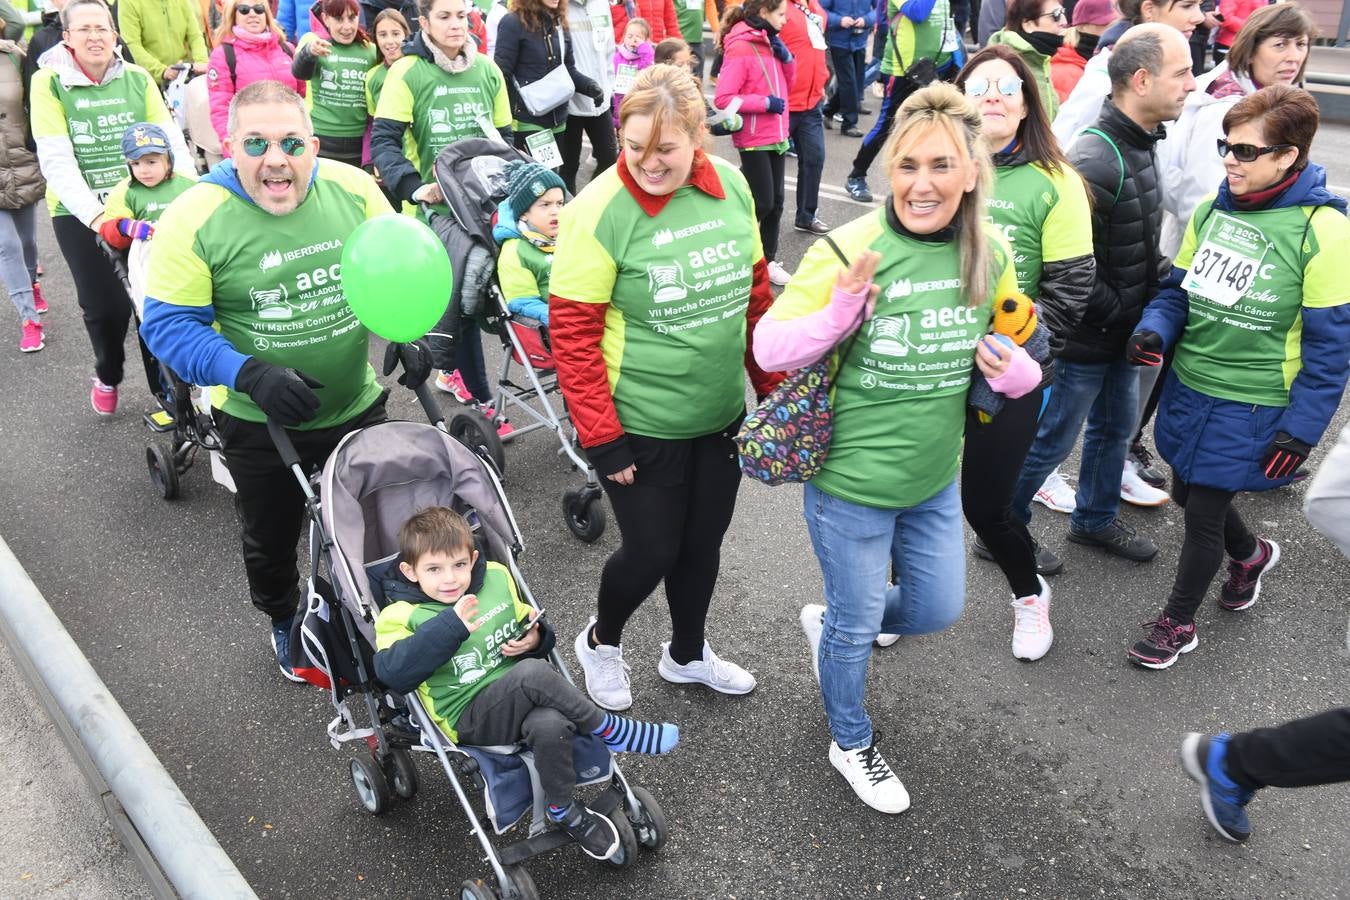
[834,249,881,318]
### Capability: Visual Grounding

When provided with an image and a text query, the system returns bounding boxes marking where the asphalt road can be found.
[2,115,1349,900]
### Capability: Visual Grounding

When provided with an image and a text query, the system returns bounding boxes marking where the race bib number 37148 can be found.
[1182,212,1269,308]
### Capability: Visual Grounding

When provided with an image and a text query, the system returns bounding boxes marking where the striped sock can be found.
[593,712,679,754]
[547,802,574,823]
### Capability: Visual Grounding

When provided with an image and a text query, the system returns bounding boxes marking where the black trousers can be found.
[558,111,618,196]
[1162,472,1258,625]
[1227,707,1350,792]
[316,134,363,166]
[53,214,159,391]
[823,46,865,129]
[215,395,388,622]
[594,420,743,664]
[961,386,1046,599]
[737,148,786,264]
[454,658,605,808]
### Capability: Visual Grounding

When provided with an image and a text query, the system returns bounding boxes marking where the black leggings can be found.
[849,72,919,181]
[1227,707,1350,792]
[558,112,618,196]
[52,214,158,391]
[737,148,786,263]
[1162,472,1258,625]
[961,386,1046,598]
[594,423,743,664]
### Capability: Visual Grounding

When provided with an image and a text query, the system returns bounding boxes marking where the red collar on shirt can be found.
[615,148,725,216]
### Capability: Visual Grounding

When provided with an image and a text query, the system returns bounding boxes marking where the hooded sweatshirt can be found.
[207,27,304,145]
[713,21,796,150]
[987,28,1057,119]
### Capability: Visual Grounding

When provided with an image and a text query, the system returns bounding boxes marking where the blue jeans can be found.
[803,481,965,750]
[0,202,39,322]
[787,103,824,226]
[1012,357,1139,533]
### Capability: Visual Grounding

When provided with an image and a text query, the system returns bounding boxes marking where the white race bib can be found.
[806,13,828,50]
[686,0,701,9]
[614,63,637,94]
[1182,212,1268,308]
[525,129,563,169]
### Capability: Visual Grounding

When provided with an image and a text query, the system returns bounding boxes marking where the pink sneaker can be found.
[32,282,47,315]
[434,369,474,403]
[19,319,44,352]
[91,377,118,415]
[478,404,514,438]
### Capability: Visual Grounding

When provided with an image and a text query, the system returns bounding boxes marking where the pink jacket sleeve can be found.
[754,282,871,371]
[714,51,770,114]
[207,44,234,145]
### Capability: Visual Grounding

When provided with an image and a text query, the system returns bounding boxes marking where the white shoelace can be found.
[596,651,631,691]
[1012,596,1049,634]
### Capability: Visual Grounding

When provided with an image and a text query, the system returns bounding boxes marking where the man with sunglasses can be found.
[141,80,421,682]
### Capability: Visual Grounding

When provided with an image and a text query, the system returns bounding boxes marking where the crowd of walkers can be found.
[1,0,1347,842]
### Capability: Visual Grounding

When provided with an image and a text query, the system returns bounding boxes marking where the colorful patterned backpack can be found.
[736,236,864,486]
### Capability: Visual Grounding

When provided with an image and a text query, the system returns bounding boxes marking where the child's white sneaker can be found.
[658,641,756,695]
[829,735,910,813]
[573,617,631,711]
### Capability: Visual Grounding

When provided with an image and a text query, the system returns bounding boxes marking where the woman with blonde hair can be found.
[550,63,782,713]
[206,0,303,145]
[755,82,1036,813]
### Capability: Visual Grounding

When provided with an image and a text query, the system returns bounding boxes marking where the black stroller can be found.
[273,383,668,899]
[422,138,608,543]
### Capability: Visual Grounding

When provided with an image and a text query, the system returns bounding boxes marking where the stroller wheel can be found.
[459,878,498,900]
[146,444,180,500]
[384,747,419,800]
[500,865,539,900]
[601,808,639,869]
[449,412,507,477]
[627,785,669,852]
[562,488,606,543]
[349,755,392,815]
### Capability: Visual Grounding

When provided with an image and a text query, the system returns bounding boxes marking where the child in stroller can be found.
[372,506,679,861]
[492,160,564,325]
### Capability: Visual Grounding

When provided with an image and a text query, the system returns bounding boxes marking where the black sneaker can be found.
[971,534,1064,577]
[1128,441,1167,489]
[1218,538,1280,611]
[859,105,873,115]
[556,805,619,860]
[1067,518,1158,562]
[793,218,831,235]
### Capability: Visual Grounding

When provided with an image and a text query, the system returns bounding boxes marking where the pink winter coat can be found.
[714,22,796,150]
[207,27,304,144]
[1216,0,1261,49]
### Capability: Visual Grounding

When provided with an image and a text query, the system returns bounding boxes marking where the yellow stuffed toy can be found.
[969,291,1050,423]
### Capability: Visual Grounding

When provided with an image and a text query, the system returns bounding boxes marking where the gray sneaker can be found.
[1067,518,1158,562]
[971,534,1064,576]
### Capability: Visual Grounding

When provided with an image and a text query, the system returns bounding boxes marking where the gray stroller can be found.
[268,397,667,900]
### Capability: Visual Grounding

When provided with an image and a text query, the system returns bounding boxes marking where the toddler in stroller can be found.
[492,160,563,325]
[373,505,678,861]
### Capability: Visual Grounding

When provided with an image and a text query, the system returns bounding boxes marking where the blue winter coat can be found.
[819,0,876,51]
[1141,164,1350,492]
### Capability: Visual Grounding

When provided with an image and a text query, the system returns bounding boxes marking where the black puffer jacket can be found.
[1063,99,1165,363]
[494,10,600,130]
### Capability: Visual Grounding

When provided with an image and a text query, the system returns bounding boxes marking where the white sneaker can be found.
[767,260,792,286]
[573,618,632,711]
[658,641,756,695]
[1121,459,1171,507]
[829,737,910,814]
[873,633,900,648]
[1010,575,1053,662]
[1033,469,1076,514]
[800,604,825,682]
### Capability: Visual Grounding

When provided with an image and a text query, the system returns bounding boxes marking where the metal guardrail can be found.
[1308,71,1350,88]
[0,536,256,900]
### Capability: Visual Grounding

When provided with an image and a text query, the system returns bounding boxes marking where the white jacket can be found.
[1051,46,1110,150]
[1155,62,1256,258]
[1306,419,1350,560]
[564,0,615,117]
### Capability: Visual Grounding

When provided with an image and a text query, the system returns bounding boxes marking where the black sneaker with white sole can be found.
[971,534,1064,576]
[556,805,619,860]
[1067,518,1157,562]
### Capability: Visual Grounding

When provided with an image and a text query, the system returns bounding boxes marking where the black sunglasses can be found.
[241,136,308,157]
[1035,6,1066,21]
[236,4,268,14]
[1217,139,1294,162]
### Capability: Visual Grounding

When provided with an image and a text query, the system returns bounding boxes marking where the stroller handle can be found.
[266,417,303,471]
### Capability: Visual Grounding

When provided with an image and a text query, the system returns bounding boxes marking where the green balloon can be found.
[341,214,453,342]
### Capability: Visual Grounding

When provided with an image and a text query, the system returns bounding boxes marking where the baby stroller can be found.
[424,138,607,544]
[272,399,668,899]
[99,238,234,500]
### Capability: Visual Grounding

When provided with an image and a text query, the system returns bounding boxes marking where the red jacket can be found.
[780,0,828,112]
[610,0,681,45]
[1049,43,1085,103]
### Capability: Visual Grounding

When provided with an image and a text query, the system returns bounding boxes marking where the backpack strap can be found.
[820,234,867,359]
[223,41,237,90]
[1081,127,1124,204]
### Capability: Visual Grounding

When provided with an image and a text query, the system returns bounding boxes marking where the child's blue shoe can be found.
[1181,732,1253,842]
[270,616,305,684]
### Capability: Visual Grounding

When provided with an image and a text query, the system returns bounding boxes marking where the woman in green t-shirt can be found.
[755,83,1035,815]
[291,0,378,165]
[954,45,1094,662]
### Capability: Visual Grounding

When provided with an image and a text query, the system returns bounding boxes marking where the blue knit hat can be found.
[502,160,566,224]
[121,122,173,168]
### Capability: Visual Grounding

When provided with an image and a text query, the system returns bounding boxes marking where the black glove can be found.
[382,339,433,389]
[1262,431,1311,480]
[235,358,324,426]
[1126,330,1164,366]
[765,95,786,114]
[769,35,792,64]
[582,81,605,103]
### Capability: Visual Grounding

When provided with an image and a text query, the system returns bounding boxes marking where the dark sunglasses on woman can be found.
[1217,139,1294,163]
[236,4,269,15]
